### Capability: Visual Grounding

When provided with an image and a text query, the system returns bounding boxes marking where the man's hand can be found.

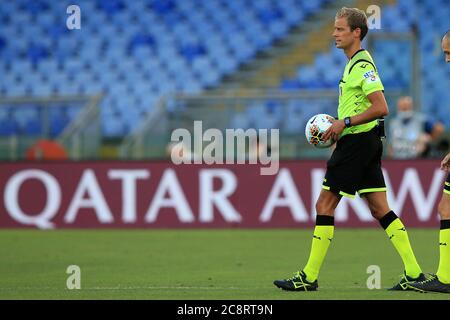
[441,153,450,172]
[323,119,345,142]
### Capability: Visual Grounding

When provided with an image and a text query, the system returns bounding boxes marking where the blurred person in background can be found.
[166,141,201,163]
[388,96,444,159]
[25,139,68,160]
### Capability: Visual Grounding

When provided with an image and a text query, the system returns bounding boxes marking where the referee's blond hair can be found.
[335,7,369,40]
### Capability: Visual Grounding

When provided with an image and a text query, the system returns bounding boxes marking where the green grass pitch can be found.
[0,229,448,300]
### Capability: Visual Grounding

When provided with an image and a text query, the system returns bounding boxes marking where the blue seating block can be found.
[1,0,402,138]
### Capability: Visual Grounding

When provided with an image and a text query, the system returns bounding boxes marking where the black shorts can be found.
[322,126,386,198]
[445,173,450,195]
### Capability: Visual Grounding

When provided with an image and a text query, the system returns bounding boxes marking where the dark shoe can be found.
[274,271,318,291]
[388,271,427,291]
[408,274,450,293]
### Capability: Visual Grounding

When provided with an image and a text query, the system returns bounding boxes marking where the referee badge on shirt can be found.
[363,70,379,83]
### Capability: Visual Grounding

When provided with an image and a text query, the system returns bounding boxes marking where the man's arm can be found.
[348,90,389,125]
[323,90,389,142]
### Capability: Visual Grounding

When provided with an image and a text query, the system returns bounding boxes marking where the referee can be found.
[274,7,425,292]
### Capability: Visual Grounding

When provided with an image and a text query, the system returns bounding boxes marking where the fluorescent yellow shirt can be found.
[338,49,384,137]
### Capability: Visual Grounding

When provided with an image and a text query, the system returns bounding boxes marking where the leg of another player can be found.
[364,191,422,279]
[302,189,341,282]
[436,193,450,284]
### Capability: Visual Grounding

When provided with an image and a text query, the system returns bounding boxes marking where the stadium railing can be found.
[0,95,101,160]
[119,89,404,160]
[57,95,102,160]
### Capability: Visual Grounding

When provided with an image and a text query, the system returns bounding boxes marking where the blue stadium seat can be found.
[97,0,125,15]
[102,115,128,136]
[0,107,11,120]
[280,79,301,90]
[0,36,6,52]
[0,118,19,136]
[23,118,43,135]
[27,44,50,65]
[49,113,70,137]
[230,112,251,129]
[7,83,28,97]
[284,102,305,134]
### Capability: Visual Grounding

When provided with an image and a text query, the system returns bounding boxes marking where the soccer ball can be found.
[305,114,336,148]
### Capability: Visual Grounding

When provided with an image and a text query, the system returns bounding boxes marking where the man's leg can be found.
[274,190,340,291]
[408,184,450,293]
[364,192,423,281]
[436,192,450,284]
[302,189,341,282]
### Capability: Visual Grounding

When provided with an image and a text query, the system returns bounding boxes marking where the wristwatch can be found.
[344,117,352,128]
